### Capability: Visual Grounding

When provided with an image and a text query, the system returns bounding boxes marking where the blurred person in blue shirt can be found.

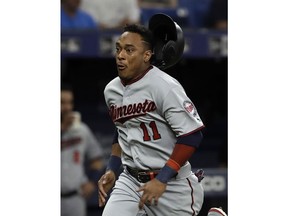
[61,0,97,29]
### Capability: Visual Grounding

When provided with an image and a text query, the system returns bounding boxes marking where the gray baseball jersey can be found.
[61,112,103,216]
[103,66,205,215]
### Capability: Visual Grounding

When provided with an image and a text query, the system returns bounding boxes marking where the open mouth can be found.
[117,63,126,70]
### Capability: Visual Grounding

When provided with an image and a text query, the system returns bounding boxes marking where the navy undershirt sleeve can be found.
[112,129,119,144]
[176,130,203,148]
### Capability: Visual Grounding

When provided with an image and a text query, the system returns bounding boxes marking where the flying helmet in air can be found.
[148,13,185,70]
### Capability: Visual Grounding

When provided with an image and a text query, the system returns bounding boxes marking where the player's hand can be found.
[98,170,116,207]
[81,181,95,199]
[137,178,167,210]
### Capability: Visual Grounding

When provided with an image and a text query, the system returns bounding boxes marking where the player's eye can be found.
[115,47,121,53]
[125,48,134,54]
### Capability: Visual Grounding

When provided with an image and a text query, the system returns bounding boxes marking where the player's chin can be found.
[117,69,129,79]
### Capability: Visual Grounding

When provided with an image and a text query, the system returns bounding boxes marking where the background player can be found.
[97,23,205,215]
[61,84,104,216]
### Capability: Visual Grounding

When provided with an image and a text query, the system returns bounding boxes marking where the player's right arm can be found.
[98,131,122,207]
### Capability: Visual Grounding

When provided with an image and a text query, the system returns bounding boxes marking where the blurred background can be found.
[61,0,227,215]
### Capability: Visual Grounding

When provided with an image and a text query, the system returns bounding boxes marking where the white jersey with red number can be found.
[61,112,103,193]
[104,66,204,170]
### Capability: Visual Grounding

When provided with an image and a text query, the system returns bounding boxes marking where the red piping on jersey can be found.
[186,178,196,216]
[120,65,153,86]
[178,125,205,138]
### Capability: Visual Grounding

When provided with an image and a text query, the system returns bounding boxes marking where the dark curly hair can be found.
[123,24,154,51]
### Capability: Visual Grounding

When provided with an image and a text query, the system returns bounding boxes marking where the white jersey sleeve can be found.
[160,85,204,137]
[149,67,204,137]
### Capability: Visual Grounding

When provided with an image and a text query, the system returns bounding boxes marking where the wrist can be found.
[106,155,122,174]
[156,164,178,184]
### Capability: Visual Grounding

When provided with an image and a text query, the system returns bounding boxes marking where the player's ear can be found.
[144,50,152,63]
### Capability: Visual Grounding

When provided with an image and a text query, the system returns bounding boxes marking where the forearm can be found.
[111,143,122,157]
[156,131,203,183]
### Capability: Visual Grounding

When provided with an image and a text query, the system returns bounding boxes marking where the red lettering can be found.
[136,103,142,112]
[109,100,157,123]
[127,104,133,114]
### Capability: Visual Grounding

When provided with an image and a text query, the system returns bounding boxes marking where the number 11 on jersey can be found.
[140,121,161,141]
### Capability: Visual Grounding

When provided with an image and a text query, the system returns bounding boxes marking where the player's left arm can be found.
[156,130,203,183]
[138,84,204,209]
[156,85,205,182]
[138,130,203,209]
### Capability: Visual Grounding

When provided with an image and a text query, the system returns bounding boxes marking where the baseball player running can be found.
[98,23,205,216]
[61,84,104,216]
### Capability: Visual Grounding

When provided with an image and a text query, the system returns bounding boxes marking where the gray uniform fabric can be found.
[61,113,103,216]
[103,66,205,215]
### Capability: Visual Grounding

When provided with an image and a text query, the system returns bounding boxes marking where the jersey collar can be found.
[120,65,153,87]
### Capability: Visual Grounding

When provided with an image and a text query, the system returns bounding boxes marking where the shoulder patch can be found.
[183,100,194,113]
[183,100,202,122]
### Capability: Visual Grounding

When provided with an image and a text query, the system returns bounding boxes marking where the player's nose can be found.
[116,50,125,60]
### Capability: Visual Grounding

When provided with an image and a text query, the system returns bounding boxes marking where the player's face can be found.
[115,32,152,82]
[61,90,74,121]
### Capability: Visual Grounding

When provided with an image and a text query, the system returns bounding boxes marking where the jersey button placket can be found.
[123,86,131,138]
